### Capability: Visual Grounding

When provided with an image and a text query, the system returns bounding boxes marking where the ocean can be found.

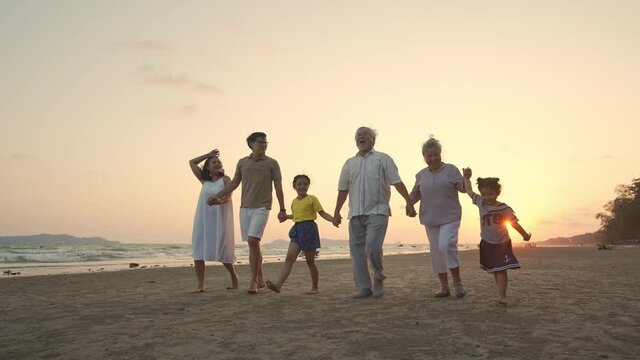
[0,241,439,277]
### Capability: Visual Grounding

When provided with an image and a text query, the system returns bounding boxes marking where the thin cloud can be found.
[138,66,223,94]
[11,153,35,160]
[176,104,198,116]
[144,73,191,87]
[118,40,170,52]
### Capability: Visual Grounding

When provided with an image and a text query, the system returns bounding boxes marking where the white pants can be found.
[349,215,389,290]
[425,220,461,273]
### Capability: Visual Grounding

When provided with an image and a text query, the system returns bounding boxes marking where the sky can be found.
[1,1,639,244]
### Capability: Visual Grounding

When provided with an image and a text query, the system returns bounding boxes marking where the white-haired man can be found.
[333,127,416,298]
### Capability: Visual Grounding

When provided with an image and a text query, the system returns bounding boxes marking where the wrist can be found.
[279,209,286,212]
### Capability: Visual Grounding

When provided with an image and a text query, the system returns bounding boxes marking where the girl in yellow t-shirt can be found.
[267,174,335,294]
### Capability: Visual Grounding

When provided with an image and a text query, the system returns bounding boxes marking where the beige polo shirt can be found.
[235,154,282,210]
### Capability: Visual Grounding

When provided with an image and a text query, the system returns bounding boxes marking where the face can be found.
[207,157,223,173]
[250,136,268,156]
[355,127,375,153]
[479,187,499,205]
[423,148,442,169]
[294,177,309,196]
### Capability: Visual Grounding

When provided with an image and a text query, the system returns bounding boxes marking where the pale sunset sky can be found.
[1,1,638,244]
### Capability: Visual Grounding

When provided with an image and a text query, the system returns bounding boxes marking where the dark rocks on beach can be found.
[129,263,140,268]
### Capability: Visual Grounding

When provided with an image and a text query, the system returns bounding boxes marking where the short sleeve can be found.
[234,160,243,180]
[409,172,421,202]
[311,195,323,213]
[271,159,282,182]
[449,165,465,192]
[338,160,350,191]
[507,207,519,223]
[383,154,402,184]
[472,193,483,207]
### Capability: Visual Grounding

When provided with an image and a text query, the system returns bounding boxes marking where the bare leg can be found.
[437,272,449,291]
[450,266,462,285]
[304,250,319,294]
[257,252,265,288]
[268,242,301,292]
[494,271,508,304]
[247,237,262,293]
[194,260,205,293]
[223,262,239,289]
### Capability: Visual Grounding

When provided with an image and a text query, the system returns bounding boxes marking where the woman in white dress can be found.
[189,149,238,293]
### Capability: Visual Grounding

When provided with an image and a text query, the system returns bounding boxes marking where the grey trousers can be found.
[349,215,389,290]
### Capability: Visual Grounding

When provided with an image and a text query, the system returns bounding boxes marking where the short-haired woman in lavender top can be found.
[410,136,466,298]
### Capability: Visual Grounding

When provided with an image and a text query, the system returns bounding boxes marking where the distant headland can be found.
[0,234,120,245]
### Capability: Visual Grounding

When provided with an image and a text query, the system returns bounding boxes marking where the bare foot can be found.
[305,289,319,295]
[228,275,239,290]
[192,287,205,293]
[266,280,280,293]
[257,281,266,289]
[246,282,258,295]
[497,299,508,306]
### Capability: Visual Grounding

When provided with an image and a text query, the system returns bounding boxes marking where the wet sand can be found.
[1,247,639,359]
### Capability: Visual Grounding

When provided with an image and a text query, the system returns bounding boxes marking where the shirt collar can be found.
[248,153,266,160]
[355,149,377,158]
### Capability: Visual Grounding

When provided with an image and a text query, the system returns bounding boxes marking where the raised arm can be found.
[393,182,417,217]
[189,149,219,182]
[462,167,475,199]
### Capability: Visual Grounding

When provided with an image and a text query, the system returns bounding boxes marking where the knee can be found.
[284,253,298,264]
[305,258,316,267]
[247,238,260,248]
[366,245,381,257]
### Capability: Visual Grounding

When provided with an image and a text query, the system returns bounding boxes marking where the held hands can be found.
[277,210,287,223]
[209,149,220,158]
[523,232,532,241]
[462,167,472,179]
[332,212,342,228]
[406,203,417,217]
[206,197,220,206]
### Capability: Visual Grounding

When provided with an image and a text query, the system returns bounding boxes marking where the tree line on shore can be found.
[597,178,640,244]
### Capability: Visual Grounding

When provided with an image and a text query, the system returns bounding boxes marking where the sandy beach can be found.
[1,247,639,359]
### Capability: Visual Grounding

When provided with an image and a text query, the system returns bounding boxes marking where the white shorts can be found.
[239,207,269,241]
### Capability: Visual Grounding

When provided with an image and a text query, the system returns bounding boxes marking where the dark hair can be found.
[201,157,225,181]
[477,177,501,195]
[292,174,311,187]
[246,132,267,148]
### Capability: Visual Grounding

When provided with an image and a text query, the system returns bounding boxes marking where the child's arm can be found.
[462,167,475,199]
[511,222,532,241]
[318,210,335,224]
[285,214,293,220]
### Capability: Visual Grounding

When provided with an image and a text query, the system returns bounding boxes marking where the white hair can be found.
[422,134,442,153]
[355,126,378,139]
